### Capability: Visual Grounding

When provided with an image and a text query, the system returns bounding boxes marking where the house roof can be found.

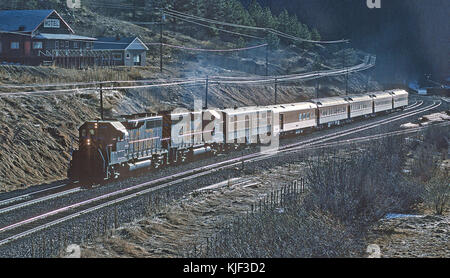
[93,37,149,51]
[0,10,73,34]
[34,33,97,41]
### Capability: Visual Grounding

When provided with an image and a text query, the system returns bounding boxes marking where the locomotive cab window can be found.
[146,120,161,129]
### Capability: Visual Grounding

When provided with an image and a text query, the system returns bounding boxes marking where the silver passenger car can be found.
[345,94,374,118]
[222,106,273,144]
[310,97,349,126]
[268,102,317,135]
[390,89,409,109]
[371,91,393,113]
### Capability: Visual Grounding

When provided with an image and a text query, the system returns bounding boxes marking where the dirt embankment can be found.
[0,94,96,191]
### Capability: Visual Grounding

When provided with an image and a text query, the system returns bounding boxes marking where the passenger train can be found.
[68,89,409,181]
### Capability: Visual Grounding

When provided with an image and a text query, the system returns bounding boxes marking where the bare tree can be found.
[425,169,449,215]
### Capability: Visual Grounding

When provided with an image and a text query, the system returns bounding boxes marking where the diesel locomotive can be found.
[68,89,409,181]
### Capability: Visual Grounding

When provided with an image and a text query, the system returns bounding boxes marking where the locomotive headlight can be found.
[86,139,91,146]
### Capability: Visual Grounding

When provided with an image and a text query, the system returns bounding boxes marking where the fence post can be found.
[270,192,273,208]
[31,239,35,258]
[104,214,107,236]
[42,236,45,258]
[58,230,62,256]
[114,205,118,229]
[280,188,283,207]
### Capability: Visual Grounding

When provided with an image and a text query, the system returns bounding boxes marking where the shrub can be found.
[425,169,449,215]
[303,138,424,230]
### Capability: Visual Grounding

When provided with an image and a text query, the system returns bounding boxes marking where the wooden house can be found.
[93,37,148,66]
[0,9,98,66]
[0,9,148,68]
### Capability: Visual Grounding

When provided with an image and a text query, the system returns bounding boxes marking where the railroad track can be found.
[0,99,443,248]
[0,182,71,208]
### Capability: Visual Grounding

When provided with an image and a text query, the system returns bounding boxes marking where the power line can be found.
[161,42,268,52]
[164,8,349,44]
[164,13,264,40]
[164,9,267,31]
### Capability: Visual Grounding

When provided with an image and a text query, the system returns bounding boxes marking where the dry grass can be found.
[0,66,150,90]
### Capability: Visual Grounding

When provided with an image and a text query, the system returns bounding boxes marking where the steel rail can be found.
[0,187,82,215]
[0,183,69,207]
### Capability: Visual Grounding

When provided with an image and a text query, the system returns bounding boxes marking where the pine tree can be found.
[204,0,226,20]
[311,28,321,41]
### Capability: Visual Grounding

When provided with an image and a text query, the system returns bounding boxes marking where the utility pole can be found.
[316,78,320,99]
[274,79,278,105]
[366,74,371,93]
[160,8,164,73]
[100,83,104,120]
[204,75,209,109]
[265,44,269,76]
[315,56,320,98]
[346,69,349,95]
[342,43,349,95]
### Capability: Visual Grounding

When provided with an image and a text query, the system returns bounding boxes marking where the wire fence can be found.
[184,178,307,258]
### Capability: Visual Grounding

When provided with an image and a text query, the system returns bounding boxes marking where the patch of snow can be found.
[401,123,420,129]
[384,213,422,220]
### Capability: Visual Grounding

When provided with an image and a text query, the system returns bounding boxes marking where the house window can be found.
[74,42,79,49]
[113,53,122,60]
[11,42,20,49]
[65,41,69,48]
[55,41,59,49]
[126,52,131,59]
[33,41,43,49]
[133,54,141,65]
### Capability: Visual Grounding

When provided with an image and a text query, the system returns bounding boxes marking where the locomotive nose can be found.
[68,146,104,181]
